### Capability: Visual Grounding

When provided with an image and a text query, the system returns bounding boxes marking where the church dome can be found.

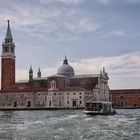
[57,57,74,77]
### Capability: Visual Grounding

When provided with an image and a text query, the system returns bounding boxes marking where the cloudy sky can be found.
[0,0,140,89]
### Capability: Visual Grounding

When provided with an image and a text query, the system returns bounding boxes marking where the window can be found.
[49,101,51,106]
[73,93,75,95]
[80,101,82,104]
[120,96,124,100]
[129,96,131,99]
[67,93,69,95]
[20,94,24,98]
[59,101,61,106]
[59,93,61,95]
[80,92,82,95]
[11,47,14,53]
[54,93,56,95]
[51,80,56,89]
[79,96,82,99]
[14,101,17,107]
[45,96,47,101]
[112,97,116,101]
[120,101,124,106]
[67,101,69,104]
[4,47,9,52]
[33,82,39,87]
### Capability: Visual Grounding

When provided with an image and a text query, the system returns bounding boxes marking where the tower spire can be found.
[29,65,33,81]
[37,67,41,78]
[103,67,105,73]
[5,20,13,41]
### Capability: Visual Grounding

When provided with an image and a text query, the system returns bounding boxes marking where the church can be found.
[0,21,110,110]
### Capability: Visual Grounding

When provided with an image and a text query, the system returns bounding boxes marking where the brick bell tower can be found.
[1,20,16,90]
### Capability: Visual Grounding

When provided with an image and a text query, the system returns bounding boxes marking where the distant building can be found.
[0,20,110,110]
[110,89,140,108]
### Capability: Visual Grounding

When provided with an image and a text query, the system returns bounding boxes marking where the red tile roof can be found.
[110,89,140,94]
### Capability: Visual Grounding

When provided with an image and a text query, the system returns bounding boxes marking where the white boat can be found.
[84,101,116,115]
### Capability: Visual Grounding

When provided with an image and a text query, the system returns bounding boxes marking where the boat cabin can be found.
[84,101,116,115]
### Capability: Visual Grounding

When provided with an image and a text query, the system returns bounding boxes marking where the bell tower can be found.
[37,68,41,78]
[1,20,16,89]
[29,66,33,81]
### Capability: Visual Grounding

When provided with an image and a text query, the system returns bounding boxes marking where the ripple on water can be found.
[0,109,139,140]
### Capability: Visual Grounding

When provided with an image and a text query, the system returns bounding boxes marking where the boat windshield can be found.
[85,103,102,111]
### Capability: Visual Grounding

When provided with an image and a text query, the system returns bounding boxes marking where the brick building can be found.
[110,89,140,108]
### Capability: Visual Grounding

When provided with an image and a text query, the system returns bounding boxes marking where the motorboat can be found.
[84,101,116,115]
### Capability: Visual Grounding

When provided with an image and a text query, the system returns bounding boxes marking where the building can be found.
[1,20,15,90]
[0,21,110,110]
[110,89,140,108]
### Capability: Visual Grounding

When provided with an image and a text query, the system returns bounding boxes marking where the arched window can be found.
[4,47,9,52]
[11,47,14,53]
[51,80,56,89]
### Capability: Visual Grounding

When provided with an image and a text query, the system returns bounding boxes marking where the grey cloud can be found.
[69,51,140,77]
[0,0,98,41]
[95,0,140,5]
[40,0,84,5]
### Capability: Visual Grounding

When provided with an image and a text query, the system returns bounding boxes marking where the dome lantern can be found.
[63,56,68,65]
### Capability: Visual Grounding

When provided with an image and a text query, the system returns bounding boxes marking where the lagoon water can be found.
[0,109,139,140]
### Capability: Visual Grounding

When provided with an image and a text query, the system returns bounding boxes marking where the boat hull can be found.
[84,111,116,115]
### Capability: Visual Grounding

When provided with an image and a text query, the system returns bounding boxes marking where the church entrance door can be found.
[27,101,31,107]
[14,101,17,107]
[72,100,77,107]
[120,101,124,107]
